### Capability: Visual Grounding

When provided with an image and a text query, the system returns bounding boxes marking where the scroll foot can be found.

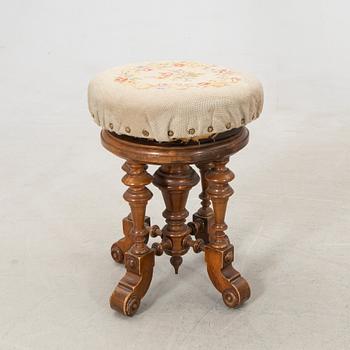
[205,245,250,308]
[110,249,154,316]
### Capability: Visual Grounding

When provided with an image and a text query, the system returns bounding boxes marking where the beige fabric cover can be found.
[88,61,263,142]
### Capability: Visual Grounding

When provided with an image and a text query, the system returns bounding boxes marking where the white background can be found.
[1,1,349,349]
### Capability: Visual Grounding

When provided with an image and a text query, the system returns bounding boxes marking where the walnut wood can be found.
[101,127,249,164]
[101,127,251,316]
[193,162,214,244]
[205,158,251,307]
[153,164,199,273]
[111,214,150,264]
[109,161,155,316]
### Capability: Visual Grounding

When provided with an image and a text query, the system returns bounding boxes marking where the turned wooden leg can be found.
[111,212,150,264]
[205,158,250,308]
[193,162,215,244]
[153,164,199,274]
[110,161,155,316]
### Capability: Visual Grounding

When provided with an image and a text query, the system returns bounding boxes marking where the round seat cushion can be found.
[88,61,263,142]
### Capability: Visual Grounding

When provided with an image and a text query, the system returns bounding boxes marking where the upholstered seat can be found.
[88,61,263,142]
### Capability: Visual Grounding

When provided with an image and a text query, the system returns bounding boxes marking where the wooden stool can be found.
[88,61,263,316]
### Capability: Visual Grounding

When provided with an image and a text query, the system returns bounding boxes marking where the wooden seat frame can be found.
[100,127,251,316]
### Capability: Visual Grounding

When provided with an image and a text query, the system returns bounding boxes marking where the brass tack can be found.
[225,122,231,129]
[168,130,174,137]
[207,126,214,132]
[241,117,246,125]
[125,126,131,133]
[109,122,114,130]
[142,129,149,137]
[188,128,195,135]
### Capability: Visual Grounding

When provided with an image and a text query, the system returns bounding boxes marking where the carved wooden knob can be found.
[192,239,205,253]
[183,236,204,253]
[187,221,200,236]
[149,225,162,238]
[151,242,164,256]
[151,238,172,256]
[111,243,124,263]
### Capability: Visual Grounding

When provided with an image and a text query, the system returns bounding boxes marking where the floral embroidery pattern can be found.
[114,61,241,90]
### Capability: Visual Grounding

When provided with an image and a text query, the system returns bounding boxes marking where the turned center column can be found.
[153,164,200,273]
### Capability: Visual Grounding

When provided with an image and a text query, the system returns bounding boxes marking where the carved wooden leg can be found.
[193,162,214,244]
[111,212,150,264]
[153,164,199,274]
[205,158,250,308]
[110,161,155,316]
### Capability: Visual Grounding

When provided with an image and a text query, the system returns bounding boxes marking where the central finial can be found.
[170,256,183,274]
